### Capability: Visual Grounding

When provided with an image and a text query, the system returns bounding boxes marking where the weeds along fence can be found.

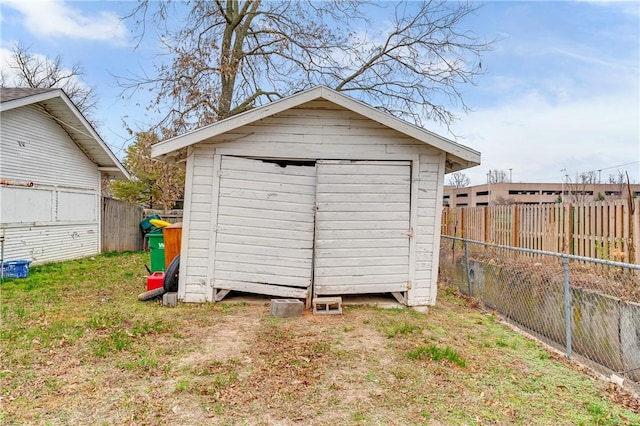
[441,199,640,264]
[439,235,640,385]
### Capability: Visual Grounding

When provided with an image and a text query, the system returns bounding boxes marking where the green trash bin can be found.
[146,232,165,272]
[140,214,162,235]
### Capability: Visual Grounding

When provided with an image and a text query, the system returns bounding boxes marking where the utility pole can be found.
[509,168,513,183]
[487,171,491,206]
[561,168,566,203]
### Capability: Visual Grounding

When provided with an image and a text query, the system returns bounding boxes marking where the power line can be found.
[538,161,640,183]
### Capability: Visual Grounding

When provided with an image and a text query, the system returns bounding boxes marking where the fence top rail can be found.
[442,235,640,270]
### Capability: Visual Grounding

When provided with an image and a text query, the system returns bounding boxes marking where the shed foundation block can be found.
[313,297,343,315]
[270,299,304,318]
[163,292,178,307]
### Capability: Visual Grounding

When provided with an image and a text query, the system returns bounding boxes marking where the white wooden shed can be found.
[0,88,129,264]
[152,86,479,306]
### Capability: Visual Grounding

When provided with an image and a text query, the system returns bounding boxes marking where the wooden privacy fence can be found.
[143,209,184,224]
[101,197,144,252]
[441,199,640,264]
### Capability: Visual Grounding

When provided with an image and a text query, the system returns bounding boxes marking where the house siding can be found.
[180,101,446,305]
[1,105,100,263]
[1,105,99,187]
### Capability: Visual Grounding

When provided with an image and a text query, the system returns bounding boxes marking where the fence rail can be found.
[439,235,640,385]
[101,197,144,252]
[442,199,639,264]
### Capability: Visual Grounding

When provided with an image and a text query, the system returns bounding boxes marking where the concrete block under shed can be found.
[313,297,343,315]
[163,292,178,307]
[270,299,304,317]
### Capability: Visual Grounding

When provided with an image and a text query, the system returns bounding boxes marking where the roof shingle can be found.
[0,87,57,103]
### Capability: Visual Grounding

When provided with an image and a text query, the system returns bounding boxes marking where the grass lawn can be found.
[1,251,638,425]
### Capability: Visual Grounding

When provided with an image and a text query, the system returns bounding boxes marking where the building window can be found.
[509,190,539,195]
[476,191,489,196]
[457,193,468,198]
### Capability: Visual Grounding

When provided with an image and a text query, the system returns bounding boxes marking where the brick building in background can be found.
[444,182,640,207]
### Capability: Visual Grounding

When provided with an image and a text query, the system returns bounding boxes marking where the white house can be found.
[152,86,480,306]
[0,88,129,264]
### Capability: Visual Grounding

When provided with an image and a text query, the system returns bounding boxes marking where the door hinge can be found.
[407,228,414,239]
[406,280,412,289]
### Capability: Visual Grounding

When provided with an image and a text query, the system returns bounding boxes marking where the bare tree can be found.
[492,195,515,205]
[577,171,598,185]
[487,169,508,184]
[120,0,493,136]
[608,170,626,185]
[447,172,470,188]
[605,169,633,201]
[1,43,98,121]
[564,172,598,203]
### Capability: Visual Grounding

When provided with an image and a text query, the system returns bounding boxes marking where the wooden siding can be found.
[214,156,316,297]
[1,104,101,263]
[314,161,411,295]
[179,102,447,305]
[203,104,436,160]
[179,146,215,302]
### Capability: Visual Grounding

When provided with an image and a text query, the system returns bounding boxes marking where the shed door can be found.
[214,156,317,299]
[314,160,411,296]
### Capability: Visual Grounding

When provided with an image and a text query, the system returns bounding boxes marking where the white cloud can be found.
[0,46,92,94]
[577,0,640,17]
[447,87,640,185]
[440,6,640,186]
[1,47,24,84]
[3,0,127,44]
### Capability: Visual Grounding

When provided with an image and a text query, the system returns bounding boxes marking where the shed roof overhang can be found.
[151,86,480,173]
[0,88,130,180]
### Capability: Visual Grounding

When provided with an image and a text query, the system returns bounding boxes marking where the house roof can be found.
[0,87,57,102]
[151,86,480,173]
[0,87,129,179]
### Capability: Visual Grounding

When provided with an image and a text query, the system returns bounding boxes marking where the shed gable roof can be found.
[151,86,480,172]
[0,88,129,180]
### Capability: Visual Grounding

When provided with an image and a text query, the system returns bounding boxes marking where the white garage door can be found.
[214,156,317,299]
[314,160,411,295]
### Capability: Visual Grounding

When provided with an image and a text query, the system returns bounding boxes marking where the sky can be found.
[1,0,638,186]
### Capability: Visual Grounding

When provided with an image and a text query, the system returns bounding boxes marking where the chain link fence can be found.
[439,235,640,386]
